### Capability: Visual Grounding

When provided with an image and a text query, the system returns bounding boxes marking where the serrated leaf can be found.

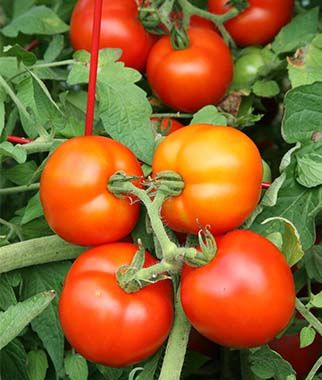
[0,290,55,350]
[26,350,49,380]
[299,326,316,348]
[296,150,322,188]
[0,141,27,163]
[310,291,322,308]
[3,44,37,66]
[282,82,322,144]
[190,105,227,126]
[3,161,38,185]
[67,49,155,163]
[21,192,43,225]
[0,340,28,380]
[2,6,69,37]
[250,346,296,380]
[65,352,88,380]
[272,8,319,55]
[252,80,280,98]
[21,262,71,376]
[304,244,322,281]
[288,34,322,88]
[44,35,64,63]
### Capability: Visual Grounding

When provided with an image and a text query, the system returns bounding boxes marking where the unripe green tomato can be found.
[233,48,265,87]
[262,159,272,183]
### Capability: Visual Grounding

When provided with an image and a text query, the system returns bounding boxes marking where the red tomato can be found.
[40,136,143,246]
[151,118,184,135]
[190,15,215,30]
[181,230,296,348]
[208,0,294,46]
[70,0,155,71]
[152,124,263,235]
[59,243,174,367]
[146,28,233,112]
[269,334,322,379]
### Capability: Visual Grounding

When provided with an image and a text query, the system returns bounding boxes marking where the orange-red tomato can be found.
[40,136,143,246]
[181,230,296,348]
[59,243,174,367]
[146,28,233,112]
[208,0,294,46]
[152,124,263,235]
[70,0,155,71]
[151,118,184,135]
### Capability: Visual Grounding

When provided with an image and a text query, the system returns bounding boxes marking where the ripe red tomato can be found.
[59,243,174,367]
[151,118,184,135]
[269,334,322,379]
[146,28,233,112]
[181,230,296,348]
[152,124,263,235]
[70,0,155,71]
[40,136,143,246]
[208,0,294,46]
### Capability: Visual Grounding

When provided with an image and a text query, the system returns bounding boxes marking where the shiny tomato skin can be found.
[181,230,296,348]
[152,124,262,235]
[208,0,294,46]
[151,118,184,135]
[146,28,233,112]
[70,0,154,71]
[59,243,174,367]
[40,136,143,246]
[269,334,322,379]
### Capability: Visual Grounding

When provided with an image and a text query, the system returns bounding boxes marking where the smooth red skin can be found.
[146,28,233,112]
[190,15,215,30]
[151,118,184,135]
[40,136,143,246]
[70,0,154,71]
[181,230,296,348]
[59,243,174,367]
[152,124,263,235]
[208,0,294,46]
[269,334,322,379]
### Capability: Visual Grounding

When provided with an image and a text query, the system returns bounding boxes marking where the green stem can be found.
[0,218,23,241]
[151,112,193,119]
[296,298,322,337]
[158,288,191,380]
[0,183,40,195]
[22,139,65,155]
[32,59,74,69]
[305,356,322,380]
[0,235,85,273]
[177,0,239,47]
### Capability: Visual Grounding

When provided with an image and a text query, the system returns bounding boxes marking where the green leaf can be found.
[44,35,64,63]
[96,365,125,380]
[136,350,163,380]
[304,244,322,282]
[1,6,69,37]
[299,326,316,348]
[3,44,37,66]
[190,105,227,126]
[310,291,322,308]
[3,161,38,185]
[21,262,71,376]
[0,141,27,163]
[68,49,155,164]
[252,80,280,98]
[296,152,322,188]
[288,34,322,88]
[250,346,296,380]
[0,290,55,350]
[0,340,28,380]
[0,100,4,136]
[26,350,49,380]
[65,352,88,380]
[21,192,43,225]
[282,82,322,145]
[0,274,17,310]
[272,8,319,55]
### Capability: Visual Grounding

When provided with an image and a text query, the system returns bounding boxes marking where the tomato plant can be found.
[59,242,174,367]
[40,136,143,246]
[146,28,233,112]
[152,124,263,235]
[151,117,183,135]
[70,0,155,71]
[233,47,265,87]
[208,0,294,46]
[181,230,296,348]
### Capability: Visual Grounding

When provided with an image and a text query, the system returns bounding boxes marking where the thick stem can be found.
[296,298,322,337]
[151,112,193,119]
[22,139,65,154]
[0,235,85,273]
[0,183,40,195]
[305,356,322,380]
[158,288,191,380]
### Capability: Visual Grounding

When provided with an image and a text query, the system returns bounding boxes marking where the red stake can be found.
[7,135,32,144]
[84,0,104,136]
[262,182,272,189]
[25,40,39,52]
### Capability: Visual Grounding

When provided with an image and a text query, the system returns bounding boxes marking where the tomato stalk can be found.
[296,298,322,337]
[305,356,322,380]
[0,183,40,195]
